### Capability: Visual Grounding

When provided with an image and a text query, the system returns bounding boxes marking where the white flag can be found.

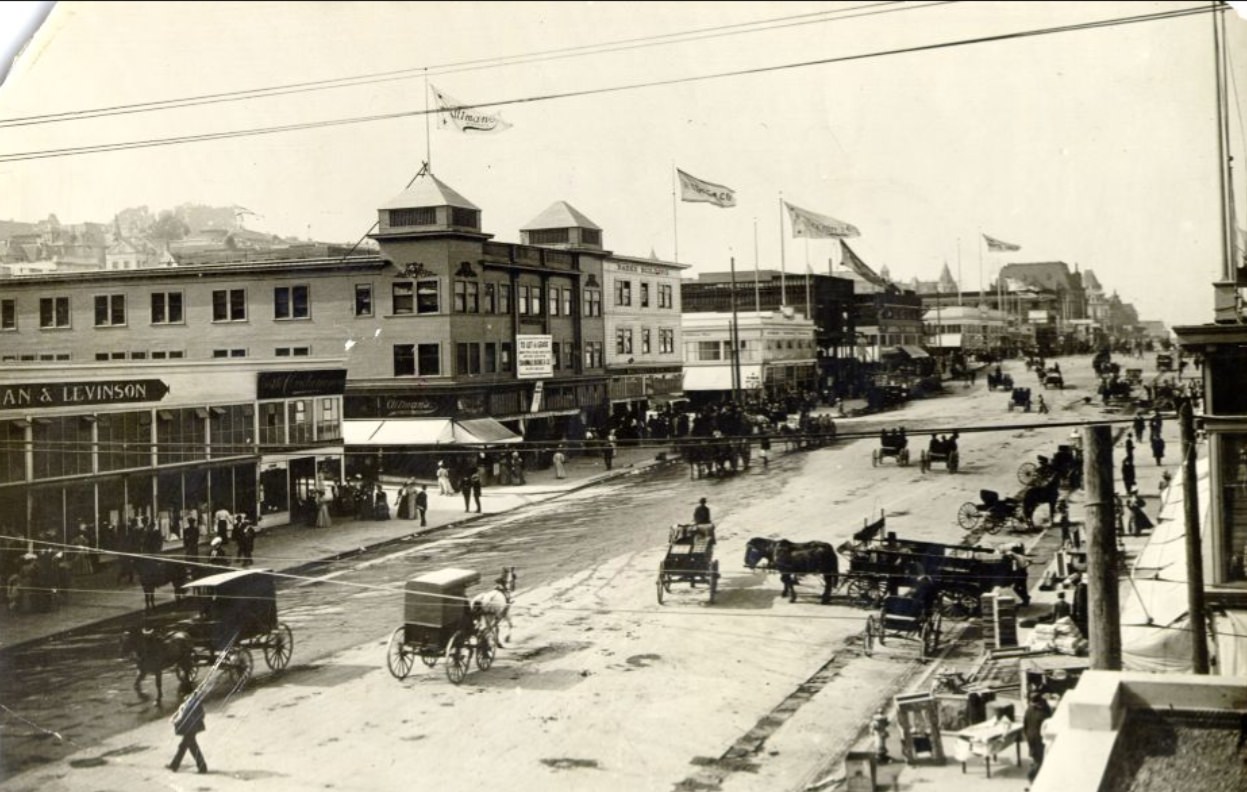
[677,169,736,208]
[982,233,1021,252]
[785,202,859,239]
[430,84,512,134]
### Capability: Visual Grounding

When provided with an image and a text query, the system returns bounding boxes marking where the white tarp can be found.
[1121,458,1210,673]
[343,418,520,446]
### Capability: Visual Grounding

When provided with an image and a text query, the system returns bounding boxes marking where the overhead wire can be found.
[0,3,1214,164]
[0,1,929,129]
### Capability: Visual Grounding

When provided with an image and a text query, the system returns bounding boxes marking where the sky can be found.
[1,1,1246,329]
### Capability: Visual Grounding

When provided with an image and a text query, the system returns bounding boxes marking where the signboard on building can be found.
[516,334,554,379]
[0,379,170,411]
[257,369,347,399]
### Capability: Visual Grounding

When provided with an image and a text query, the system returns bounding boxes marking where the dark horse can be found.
[744,538,840,604]
[120,626,194,704]
[1021,475,1061,528]
[136,557,191,611]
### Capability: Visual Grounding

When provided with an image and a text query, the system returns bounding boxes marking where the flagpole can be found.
[804,237,812,320]
[753,218,761,313]
[424,70,432,170]
[730,255,742,403]
[778,194,787,306]
[977,230,984,305]
[672,165,680,262]
[956,237,963,307]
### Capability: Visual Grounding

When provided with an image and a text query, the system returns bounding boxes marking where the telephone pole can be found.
[1084,424,1122,670]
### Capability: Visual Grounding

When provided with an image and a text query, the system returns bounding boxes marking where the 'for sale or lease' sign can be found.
[516,334,553,380]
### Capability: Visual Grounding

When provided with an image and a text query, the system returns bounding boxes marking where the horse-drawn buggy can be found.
[1156,352,1174,373]
[1007,387,1032,412]
[957,479,1059,535]
[872,428,910,467]
[658,523,719,604]
[986,369,1014,391]
[386,567,515,685]
[1017,444,1082,491]
[1042,368,1065,389]
[863,590,943,660]
[919,433,959,473]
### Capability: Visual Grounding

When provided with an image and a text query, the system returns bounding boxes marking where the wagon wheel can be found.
[919,450,930,473]
[708,560,719,604]
[948,451,959,474]
[872,449,880,467]
[863,616,877,656]
[475,635,495,672]
[847,577,886,607]
[445,631,470,685]
[263,623,294,671]
[939,589,979,620]
[222,647,253,688]
[419,647,440,668]
[386,626,415,680]
[1017,462,1038,486]
[900,449,910,466]
[956,502,981,530]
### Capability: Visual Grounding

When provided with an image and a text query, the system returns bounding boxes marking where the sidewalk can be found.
[0,442,671,652]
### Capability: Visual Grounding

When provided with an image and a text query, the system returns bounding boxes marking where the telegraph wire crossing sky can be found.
[1,2,1246,329]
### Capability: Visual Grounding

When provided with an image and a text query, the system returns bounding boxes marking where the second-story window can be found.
[454,280,479,313]
[150,292,183,324]
[615,329,633,355]
[659,284,673,309]
[615,280,632,306]
[393,279,440,315]
[562,287,572,316]
[499,283,511,314]
[94,294,126,327]
[660,328,675,354]
[530,285,542,316]
[518,285,529,316]
[583,288,601,317]
[640,282,650,308]
[484,282,497,314]
[274,285,309,319]
[354,284,373,317]
[212,289,247,322]
[40,296,71,328]
[548,286,560,317]
[642,328,652,354]
[1,299,16,330]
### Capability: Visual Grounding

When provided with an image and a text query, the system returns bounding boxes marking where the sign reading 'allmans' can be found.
[0,379,170,411]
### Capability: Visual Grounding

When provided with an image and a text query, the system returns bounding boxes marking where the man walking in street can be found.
[1023,692,1052,782]
[415,485,428,527]
[169,680,208,774]
[1133,413,1145,443]
[1151,434,1166,467]
[471,473,483,513]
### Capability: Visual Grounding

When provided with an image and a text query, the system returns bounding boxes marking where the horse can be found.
[137,557,191,611]
[120,626,194,704]
[744,538,840,604]
[1021,475,1061,528]
[470,566,516,648]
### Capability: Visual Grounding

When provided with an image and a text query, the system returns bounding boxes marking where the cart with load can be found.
[1007,387,1032,412]
[658,523,719,604]
[872,428,911,467]
[175,568,294,686]
[919,434,959,473]
[386,567,494,685]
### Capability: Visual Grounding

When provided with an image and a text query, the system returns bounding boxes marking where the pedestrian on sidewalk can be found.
[471,473,483,513]
[437,461,453,496]
[208,537,229,568]
[1122,456,1137,493]
[1133,413,1145,443]
[553,448,566,479]
[182,513,200,565]
[603,431,617,471]
[1124,436,1135,461]
[415,485,428,527]
[1151,434,1166,467]
[1149,410,1163,441]
[213,508,232,545]
[759,434,771,467]
[510,451,526,485]
[235,517,256,568]
[1023,693,1053,782]
[169,680,208,774]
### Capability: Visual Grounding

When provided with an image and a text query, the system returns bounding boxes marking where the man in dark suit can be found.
[415,485,429,527]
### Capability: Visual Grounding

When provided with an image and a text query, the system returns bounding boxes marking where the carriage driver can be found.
[693,498,711,525]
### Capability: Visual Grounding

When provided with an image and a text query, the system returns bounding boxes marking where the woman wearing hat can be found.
[208,537,229,568]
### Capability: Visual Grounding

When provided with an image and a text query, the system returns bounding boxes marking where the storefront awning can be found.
[344,418,520,446]
[682,365,764,392]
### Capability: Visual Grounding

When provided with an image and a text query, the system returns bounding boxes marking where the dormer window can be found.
[582,229,601,247]
[389,208,436,227]
[528,229,569,246]
[450,207,480,230]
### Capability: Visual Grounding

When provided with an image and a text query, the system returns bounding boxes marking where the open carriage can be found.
[175,568,294,686]
[1017,444,1082,491]
[1007,387,1032,412]
[657,523,719,604]
[872,429,911,467]
[386,568,494,685]
[986,370,1013,391]
[956,489,1029,535]
[919,435,959,473]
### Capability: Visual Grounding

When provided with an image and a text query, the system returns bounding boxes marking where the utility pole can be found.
[729,256,741,403]
[1180,399,1210,673]
[1084,424,1122,670]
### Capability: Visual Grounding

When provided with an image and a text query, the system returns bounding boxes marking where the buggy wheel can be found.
[1017,462,1038,486]
[445,632,470,685]
[264,623,294,671]
[386,626,415,680]
[419,647,440,668]
[939,589,979,620]
[957,502,980,530]
[223,647,253,688]
[863,616,877,656]
[872,449,880,467]
[919,451,929,472]
[475,636,495,672]
[847,577,886,608]
[709,561,719,604]
[900,449,910,466]
[949,451,959,474]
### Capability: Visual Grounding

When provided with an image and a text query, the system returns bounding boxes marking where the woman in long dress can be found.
[315,489,332,529]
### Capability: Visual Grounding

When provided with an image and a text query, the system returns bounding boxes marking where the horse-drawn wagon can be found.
[657,523,720,604]
[1007,387,1032,412]
[179,568,293,681]
[1042,368,1064,389]
[919,434,959,473]
[863,592,943,660]
[386,567,511,685]
[986,369,1014,391]
[872,429,911,467]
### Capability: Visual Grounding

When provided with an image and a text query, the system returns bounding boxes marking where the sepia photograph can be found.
[1,2,1246,791]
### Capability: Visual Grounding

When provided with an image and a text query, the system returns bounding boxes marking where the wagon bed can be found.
[658,523,719,604]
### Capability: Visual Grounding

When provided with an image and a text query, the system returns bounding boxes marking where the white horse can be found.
[471,567,516,647]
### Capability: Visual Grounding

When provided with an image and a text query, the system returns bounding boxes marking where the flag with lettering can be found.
[430,84,512,134]
[982,233,1021,252]
[785,201,859,239]
[839,240,890,290]
[677,169,736,208]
